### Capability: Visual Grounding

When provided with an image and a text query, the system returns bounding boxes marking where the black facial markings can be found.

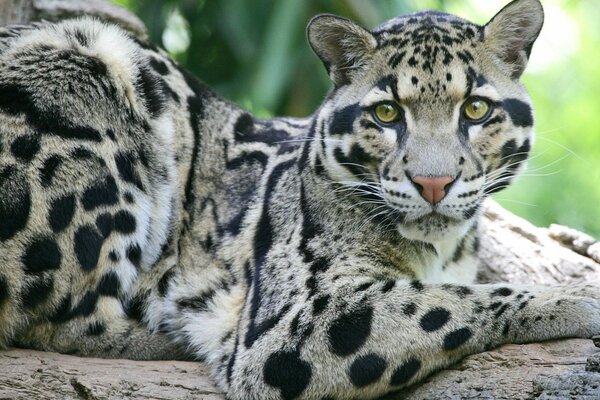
[348,353,387,387]
[48,194,76,233]
[390,357,421,386]
[443,327,473,350]
[81,175,119,211]
[113,210,136,234]
[22,277,54,309]
[0,165,31,240]
[420,307,451,332]
[74,225,104,271]
[329,104,360,135]
[502,98,533,127]
[11,135,41,162]
[263,350,312,400]
[333,147,367,178]
[327,303,373,356]
[388,51,407,69]
[22,237,62,274]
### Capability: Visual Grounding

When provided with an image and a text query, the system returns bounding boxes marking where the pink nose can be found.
[411,175,455,205]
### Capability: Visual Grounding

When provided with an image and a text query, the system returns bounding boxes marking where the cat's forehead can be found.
[372,10,480,38]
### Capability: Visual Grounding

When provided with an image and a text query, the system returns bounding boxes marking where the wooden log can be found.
[1,1,600,398]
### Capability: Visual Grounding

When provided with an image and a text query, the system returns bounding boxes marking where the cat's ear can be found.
[483,0,544,79]
[307,14,377,86]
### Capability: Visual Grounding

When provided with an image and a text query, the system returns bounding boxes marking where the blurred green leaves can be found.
[113,0,600,237]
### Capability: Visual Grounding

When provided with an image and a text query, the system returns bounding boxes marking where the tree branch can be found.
[1,1,600,398]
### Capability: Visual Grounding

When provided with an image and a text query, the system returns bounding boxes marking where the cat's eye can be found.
[374,103,401,124]
[463,98,491,122]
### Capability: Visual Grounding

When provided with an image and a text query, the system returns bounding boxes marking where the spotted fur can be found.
[1,1,600,399]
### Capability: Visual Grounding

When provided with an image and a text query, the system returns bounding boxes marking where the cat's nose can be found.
[410,175,456,205]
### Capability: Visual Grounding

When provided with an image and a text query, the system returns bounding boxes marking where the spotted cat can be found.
[1,0,599,399]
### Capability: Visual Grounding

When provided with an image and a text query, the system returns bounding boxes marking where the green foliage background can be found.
[114,0,600,237]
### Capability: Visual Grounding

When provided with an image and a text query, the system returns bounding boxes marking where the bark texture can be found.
[2,1,600,398]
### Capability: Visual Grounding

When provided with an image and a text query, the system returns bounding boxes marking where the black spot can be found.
[443,327,473,350]
[49,295,73,323]
[11,135,40,162]
[105,129,116,141]
[420,308,451,332]
[491,287,513,297]
[158,268,175,297]
[22,277,54,308]
[0,165,31,240]
[313,294,330,315]
[81,175,119,211]
[124,192,134,203]
[402,302,417,316]
[176,288,216,312]
[411,76,419,86]
[74,225,103,271]
[39,155,63,186]
[135,64,165,117]
[0,275,9,305]
[410,280,424,291]
[381,280,395,293]
[97,272,120,297]
[263,351,312,400]
[71,291,99,317]
[349,353,387,387]
[72,29,89,47]
[494,303,510,318]
[149,58,169,75]
[390,357,421,386]
[126,243,142,268]
[114,152,144,191]
[502,98,533,127]
[87,321,106,336]
[519,301,528,310]
[328,303,373,356]
[95,213,113,238]
[113,210,136,234]
[48,194,76,233]
[22,237,61,274]
[108,251,119,262]
[125,292,147,322]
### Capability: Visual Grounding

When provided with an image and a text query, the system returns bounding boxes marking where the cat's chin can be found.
[396,213,473,243]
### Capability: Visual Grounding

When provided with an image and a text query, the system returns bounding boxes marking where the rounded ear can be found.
[483,0,544,79]
[307,14,377,86]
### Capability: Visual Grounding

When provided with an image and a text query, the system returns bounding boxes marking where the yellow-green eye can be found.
[463,98,491,121]
[374,103,401,124]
